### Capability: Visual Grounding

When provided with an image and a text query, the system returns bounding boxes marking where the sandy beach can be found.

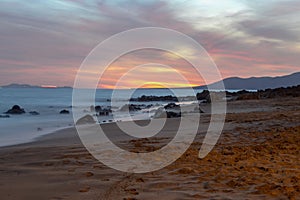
[0,97,299,200]
[2,0,300,199]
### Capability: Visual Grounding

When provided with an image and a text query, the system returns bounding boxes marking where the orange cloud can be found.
[95,49,205,89]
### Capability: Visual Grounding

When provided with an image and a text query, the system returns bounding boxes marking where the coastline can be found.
[0,97,299,199]
[0,96,274,149]
[1,85,299,148]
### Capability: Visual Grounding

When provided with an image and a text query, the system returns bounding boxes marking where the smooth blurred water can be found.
[0,87,247,147]
[0,88,73,147]
[0,87,205,147]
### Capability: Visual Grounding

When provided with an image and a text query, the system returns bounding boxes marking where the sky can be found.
[0,0,299,88]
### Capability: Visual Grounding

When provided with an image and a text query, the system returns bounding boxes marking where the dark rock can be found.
[258,85,300,98]
[91,105,106,113]
[130,95,178,102]
[5,105,25,114]
[164,103,180,110]
[76,114,96,125]
[0,114,10,118]
[166,111,181,118]
[29,111,40,115]
[146,104,153,108]
[95,106,102,112]
[98,108,111,116]
[196,90,211,103]
[119,104,142,112]
[59,109,70,114]
[197,90,230,102]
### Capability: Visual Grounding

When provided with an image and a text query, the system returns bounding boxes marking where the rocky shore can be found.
[2,85,299,123]
[197,85,300,102]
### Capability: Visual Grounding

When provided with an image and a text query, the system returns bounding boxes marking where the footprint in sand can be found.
[78,186,90,193]
[85,171,94,177]
[125,188,139,195]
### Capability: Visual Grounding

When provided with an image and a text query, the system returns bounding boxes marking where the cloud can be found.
[0,0,299,87]
[234,18,299,42]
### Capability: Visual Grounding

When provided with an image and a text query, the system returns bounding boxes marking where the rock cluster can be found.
[164,103,180,110]
[98,108,111,116]
[119,104,142,112]
[154,103,182,119]
[197,85,300,102]
[90,105,112,116]
[130,95,178,102]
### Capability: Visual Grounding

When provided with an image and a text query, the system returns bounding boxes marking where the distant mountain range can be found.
[1,83,71,89]
[1,72,299,90]
[1,84,40,88]
[195,72,300,90]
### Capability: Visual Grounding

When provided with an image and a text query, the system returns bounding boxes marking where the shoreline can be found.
[0,97,299,199]
[1,85,299,148]
[0,96,294,149]
[0,125,76,149]
[0,127,78,151]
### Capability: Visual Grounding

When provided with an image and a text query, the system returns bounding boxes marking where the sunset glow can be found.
[41,85,58,88]
[94,49,207,89]
[0,0,299,87]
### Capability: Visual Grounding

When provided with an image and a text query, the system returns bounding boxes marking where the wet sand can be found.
[0,97,299,200]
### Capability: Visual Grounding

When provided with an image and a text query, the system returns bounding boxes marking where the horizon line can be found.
[1,71,299,89]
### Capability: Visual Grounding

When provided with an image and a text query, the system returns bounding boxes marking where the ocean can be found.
[0,87,211,147]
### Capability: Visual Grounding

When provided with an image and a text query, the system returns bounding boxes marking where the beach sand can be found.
[0,97,299,200]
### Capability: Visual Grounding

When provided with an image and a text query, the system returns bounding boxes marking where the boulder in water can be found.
[59,109,70,114]
[0,114,10,118]
[95,106,102,112]
[5,105,25,114]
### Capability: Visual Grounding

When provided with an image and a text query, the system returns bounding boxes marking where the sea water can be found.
[0,87,207,147]
[0,87,248,147]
